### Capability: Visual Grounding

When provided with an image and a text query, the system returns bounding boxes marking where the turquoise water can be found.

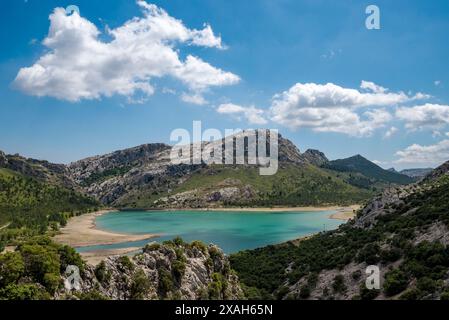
[77,210,344,254]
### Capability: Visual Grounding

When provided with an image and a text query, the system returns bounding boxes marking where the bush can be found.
[399,288,421,300]
[77,290,109,300]
[299,285,311,299]
[158,267,174,296]
[19,244,60,284]
[383,269,409,296]
[417,277,436,293]
[190,240,208,254]
[380,248,402,263]
[332,275,346,294]
[173,237,185,246]
[0,252,25,287]
[130,269,151,300]
[144,242,161,252]
[172,260,186,281]
[43,272,61,294]
[351,270,362,281]
[94,261,111,283]
[359,284,380,300]
[117,256,134,272]
[0,284,51,300]
[208,273,224,300]
[58,245,85,274]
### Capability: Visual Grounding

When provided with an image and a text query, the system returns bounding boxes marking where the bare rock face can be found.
[0,150,74,188]
[59,241,243,300]
[65,133,328,207]
[154,178,257,208]
[303,149,329,166]
[353,185,414,228]
[0,151,7,167]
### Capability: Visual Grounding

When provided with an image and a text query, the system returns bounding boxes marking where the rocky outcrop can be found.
[303,149,329,166]
[60,241,243,300]
[154,178,257,208]
[0,150,74,188]
[0,151,7,167]
[400,168,433,179]
[65,132,329,207]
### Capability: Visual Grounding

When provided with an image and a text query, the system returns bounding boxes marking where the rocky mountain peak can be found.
[0,150,7,167]
[303,149,329,166]
[424,160,449,181]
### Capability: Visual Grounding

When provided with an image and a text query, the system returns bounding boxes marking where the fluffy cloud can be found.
[217,103,268,125]
[395,139,449,166]
[271,82,423,112]
[268,81,421,136]
[360,80,387,94]
[384,126,398,139]
[14,1,239,102]
[396,104,449,131]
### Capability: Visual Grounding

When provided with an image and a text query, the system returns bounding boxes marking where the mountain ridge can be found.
[0,132,418,209]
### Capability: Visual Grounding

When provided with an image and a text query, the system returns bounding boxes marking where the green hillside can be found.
[230,170,449,300]
[0,168,98,234]
[119,164,374,208]
[323,155,414,186]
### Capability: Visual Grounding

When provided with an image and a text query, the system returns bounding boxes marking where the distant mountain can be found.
[400,168,433,179]
[67,132,372,208]
[323,155,414,186]
[2,132,416,210]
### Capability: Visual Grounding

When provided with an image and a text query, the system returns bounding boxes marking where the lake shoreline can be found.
[53,210,159,248]
[54,205,359,265]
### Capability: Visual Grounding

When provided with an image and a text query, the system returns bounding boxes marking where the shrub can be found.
[77,290,109,300]
[332,275,346,294]
[399,288,422,300]
[94,261,111,283]
[158,267,174,296]
[208,273,224,300]
[173,237,185,246]
[383,269,409,296]
[19,244,60,285]
[130,269,151,300]
[117,256,134,272]
[0,252,25,287]
[172,260,186,281]
[144,242,161,252]
[0,284,51,300]
[190,240,207,254]
[43,272,61,294]
[299,285,311,299]
[417,277,436,293]
[351,270,362,281]
[58,245,85,274]
[359,284,380,300]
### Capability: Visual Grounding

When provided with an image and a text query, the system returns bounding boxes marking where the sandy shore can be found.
[53,210,158,248]
[153,205,358,214]
[328,205,360,220]
[166,205,360,220]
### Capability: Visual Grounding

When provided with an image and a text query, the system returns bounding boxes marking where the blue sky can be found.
[1,0,449,169]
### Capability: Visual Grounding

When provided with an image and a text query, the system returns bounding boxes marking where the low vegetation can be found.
[231,175,449,299]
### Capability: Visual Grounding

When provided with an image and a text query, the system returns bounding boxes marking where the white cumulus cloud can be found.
[395,139,449,166]
[396,104,449,131]
[217,103,268,125]
[14,1,239,103]
[268,81,422,137]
